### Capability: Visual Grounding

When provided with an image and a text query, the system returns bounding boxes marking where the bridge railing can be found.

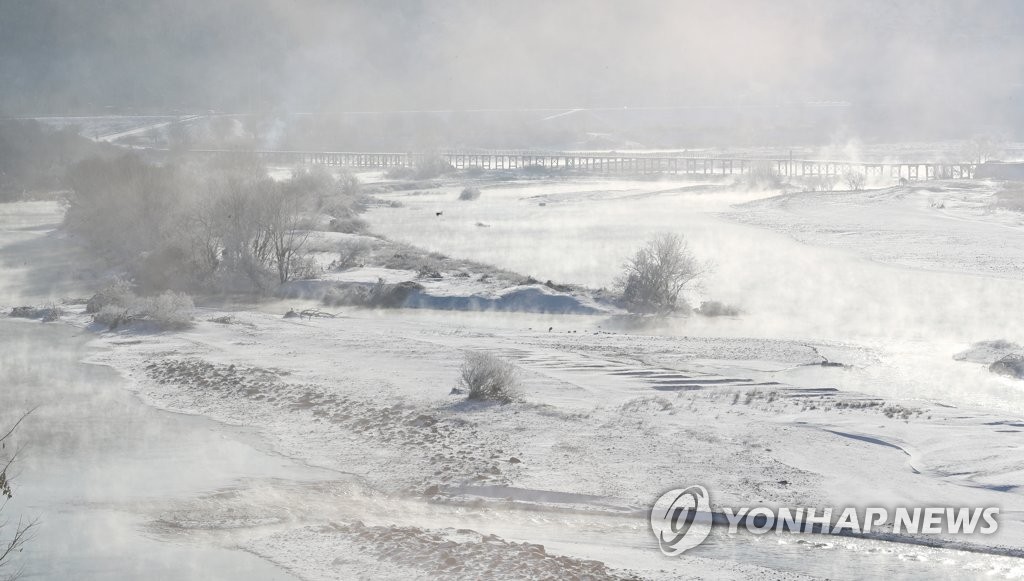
[174,148,977,180]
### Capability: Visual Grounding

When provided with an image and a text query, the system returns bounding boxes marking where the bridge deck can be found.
[182,149,977,180]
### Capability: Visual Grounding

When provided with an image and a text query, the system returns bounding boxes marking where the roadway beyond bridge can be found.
[183,149,978,180]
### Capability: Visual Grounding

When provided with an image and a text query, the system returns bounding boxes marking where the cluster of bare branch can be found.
[617,233,706,314]
[458,352,520,403]
[65,155,337,294]
[1,412,37,580]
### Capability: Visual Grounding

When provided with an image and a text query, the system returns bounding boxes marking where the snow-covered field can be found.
[3,172,1024,579]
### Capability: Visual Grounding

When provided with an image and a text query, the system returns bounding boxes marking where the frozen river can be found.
[0,320,333,580]
[365,178,1024,413]
[1,190,1022,579]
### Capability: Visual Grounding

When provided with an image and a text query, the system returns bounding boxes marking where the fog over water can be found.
[0,321,331,580]
[2,0,1023,143]
[2,2,1024,579]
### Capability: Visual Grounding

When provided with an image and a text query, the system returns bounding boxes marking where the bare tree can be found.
[265,179,316,284]
[188,171,316,290]
[617,233,705,314]
[1,412,37,580]
[844,171,866,191]
[64,155,183,264]
[965,134,1005,164]
[812,175,839,192]
[267,192,312,284]
[207,176,278,291]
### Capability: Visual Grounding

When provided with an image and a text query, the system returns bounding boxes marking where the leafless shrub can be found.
[619,396,674,413]
[329,216,369,234]
[8,303,62,322]
[385,153,453,180]
[834,400,882,410]
[333,239,374,269]
[85,278,135,313]
[742,161,783,190]
[990,354,1024,379]
[8,307,40,319]
[964,134,1006,164]
[64,155,186,266]
[145,291,195,328]
[458,352,520,403]
[380,245,453,274]
[811,175,839,191]
[66,155,323,293]
[882,405,918,420]
[336,169,361,196]
[40,302,63,322]
[617,233,706,314]
[289,255,323,280]
[695,300,741,317]
[90,286,194,330]
[0,412,38,578]
[458,186,481,201]
[844,171,866,191]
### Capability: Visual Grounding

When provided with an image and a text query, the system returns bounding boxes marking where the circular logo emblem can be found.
[650,485,712,555]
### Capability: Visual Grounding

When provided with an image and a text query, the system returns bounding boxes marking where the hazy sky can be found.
[0,0,1021,131]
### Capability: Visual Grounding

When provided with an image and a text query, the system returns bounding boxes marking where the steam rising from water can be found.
[2,1,1022,140]
[365,179,1024,411]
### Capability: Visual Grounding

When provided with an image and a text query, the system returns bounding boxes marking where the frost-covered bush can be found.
[381,245,448,273]
[144,291,195,329]
[458,352,519,403]
[386,154,453,180]
[336,169,361,196]
[8,303,63,322]
[86,278,135,313]
[414,154,454,179]
[844,171,866,191]
[742,161,782,190]
[695,300,741,317]
[92,304,131,329]
[89,284,194,330]
[617,233,704,315]
[990,354,1024,380]
[288,255,323,280]
[808,175,839,192]
[66,155,325,293]
[328,216,369,234]
[9,306,40,319]
[40,302,63,322]
[458,186,481,201]
[333,239,374,270]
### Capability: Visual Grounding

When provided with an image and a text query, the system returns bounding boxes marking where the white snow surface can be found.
[4,171,1024,580]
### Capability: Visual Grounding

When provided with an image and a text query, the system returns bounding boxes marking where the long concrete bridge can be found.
[183,149,977,180]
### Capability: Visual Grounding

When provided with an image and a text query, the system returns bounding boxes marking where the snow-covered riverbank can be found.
[3,175,1024,580]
